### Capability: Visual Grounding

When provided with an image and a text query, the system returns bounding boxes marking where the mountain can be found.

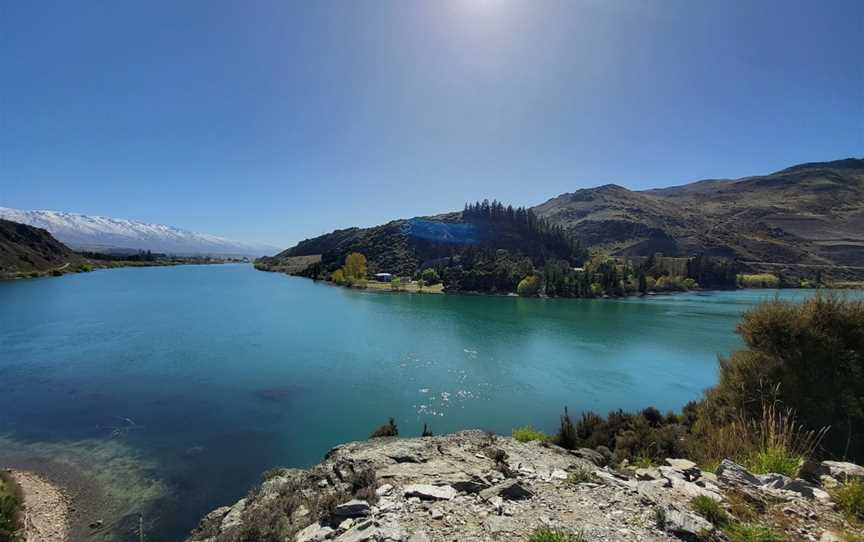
[0,219,85,278]
[0,208,280,257]
[532,158,864,267]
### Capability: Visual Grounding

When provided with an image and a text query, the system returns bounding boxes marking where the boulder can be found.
[821,461,864,483]
[569,448,606,466]
[716,459,760,487]
[333,499,371,518]
[403,484,457,501]
[660,506,716,540]
[295,523,335,542]
[480,480,534,501]
[220,498,247,531]
[635,467,661,481]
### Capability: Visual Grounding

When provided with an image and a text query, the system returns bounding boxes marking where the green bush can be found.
[527,527,585,542]
[833,479,864,523]
[746,445,802,477]
[567,465,597,484]
[0,471,22,542]
[700,294,862,462]
[723,523,784,542]
[690,495,729,527]
[420,268,440,285]
[512,426,548,442]
[369,418,398,438]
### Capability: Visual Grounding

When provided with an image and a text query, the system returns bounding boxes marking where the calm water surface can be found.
[0,264,825,539]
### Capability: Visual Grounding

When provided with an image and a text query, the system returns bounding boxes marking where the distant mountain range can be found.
[0,208,280,257]
[261,158,864,283]
[533,158,864,267]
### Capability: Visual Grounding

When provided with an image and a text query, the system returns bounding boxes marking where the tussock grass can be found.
[567,465,597,485]
[512,426,548,443]
[723,523,784,542]
[832,479,864,523]
[690,495,729,527]
[527,527,585,542]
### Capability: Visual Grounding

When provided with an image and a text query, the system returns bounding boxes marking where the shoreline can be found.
[1,454,116,541]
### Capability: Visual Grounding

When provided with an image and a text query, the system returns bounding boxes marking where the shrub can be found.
[527,527,585,542]
[512,426,547,443]
[331,269,346,285]
[690,495,729,527]
[723,523,784,542]
[517,275,541,297]
[420,268,440,285]
[567,465,597,484]
[555,408,578,449]
[369,418,398,438]
[700,294,859,460]
[0,471,22,542]
[737,274,780,288]
[833,479,864,523]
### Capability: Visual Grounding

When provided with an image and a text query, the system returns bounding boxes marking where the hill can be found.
[533,158,864,268]
[0,219,85,278]
[0,207,279,257]
[257,202,586,294]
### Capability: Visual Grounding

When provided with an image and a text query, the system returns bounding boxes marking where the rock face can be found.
[185,432,863,542]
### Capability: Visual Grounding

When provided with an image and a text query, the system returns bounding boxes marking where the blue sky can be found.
[2,0,862,248]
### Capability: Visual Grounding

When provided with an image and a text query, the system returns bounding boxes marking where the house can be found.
[374,273,394,282]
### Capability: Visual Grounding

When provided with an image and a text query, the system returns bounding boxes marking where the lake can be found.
[0,264,824,539]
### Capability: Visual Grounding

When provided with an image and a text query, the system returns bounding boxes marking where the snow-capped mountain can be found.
[0,207,280,257]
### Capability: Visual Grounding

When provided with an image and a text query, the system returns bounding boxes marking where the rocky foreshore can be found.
[186,431,863,542]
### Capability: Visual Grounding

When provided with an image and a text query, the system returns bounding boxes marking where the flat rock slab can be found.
[402,484,457,501]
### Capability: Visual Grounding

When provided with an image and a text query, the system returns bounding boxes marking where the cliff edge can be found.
[185,431,862,542]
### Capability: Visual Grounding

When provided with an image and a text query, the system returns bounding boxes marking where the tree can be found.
[421,268,440,285]
[343,252,367,280]
[331,269,346,285]
[390,278,401,291]
[638,272,648,295]
[416,279,425,291]
[517,275,541,297]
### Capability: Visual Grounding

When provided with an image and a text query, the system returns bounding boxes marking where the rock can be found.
[333,499,371,518]
[450,478,490,494]
[386,448,426,464]
[667,477,723,501]
[88,520,104,529]
[594,470,636,489]
[336,520,377,542]
[479,480,533,501]
[220,498,247,531]
[758,473,831,501]
[569,448,606,466]
[635,467,661,481]
[403,484,457,501]
[716,459,760,487]
[821,461,864,483]
[665,458,698,471]
[407,531,430,542]
[550,469,568,480]
[295,523,335,542]
[820,531,844,542]
[660,506,715,540]
[430,508,444,520]
[484,515,514,534]
[375,483,393,496]
[820,475,841,489]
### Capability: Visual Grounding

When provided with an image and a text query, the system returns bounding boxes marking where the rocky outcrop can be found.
[185,432,863,542]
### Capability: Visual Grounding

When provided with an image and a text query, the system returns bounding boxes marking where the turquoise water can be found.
[0,264,824,539]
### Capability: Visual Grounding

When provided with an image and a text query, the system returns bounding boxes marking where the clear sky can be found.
[2,0,862,248]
